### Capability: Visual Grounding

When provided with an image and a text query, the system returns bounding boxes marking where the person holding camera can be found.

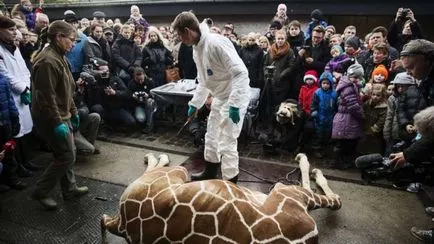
[127,67,155,133]
[83,22,111,69]
[171,12,251,184]
[387,8,424,52]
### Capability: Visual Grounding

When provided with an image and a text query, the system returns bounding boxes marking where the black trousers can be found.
[0,126,18,182]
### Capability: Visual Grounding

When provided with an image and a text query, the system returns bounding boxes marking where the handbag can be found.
[165,66,180,82]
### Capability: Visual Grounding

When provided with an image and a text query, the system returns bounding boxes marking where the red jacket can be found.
[299,84,318,115]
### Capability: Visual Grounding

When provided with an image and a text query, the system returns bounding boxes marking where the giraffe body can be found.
[101,154,341,244]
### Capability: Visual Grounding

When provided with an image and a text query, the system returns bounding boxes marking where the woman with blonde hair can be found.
[141,26,174,87]
[258,35,270,54]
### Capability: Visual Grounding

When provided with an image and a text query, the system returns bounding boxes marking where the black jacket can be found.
[142,42,173,86]
[238,44,264,89]
[397,85,427,129]
[102,76,129,110]
[83,36,112,67]
[112,36,143,73]
[127,78,154,106]
[387,20,424,52]
[178,43,197,79]
[287,32,305,53]
[404,137,434,165]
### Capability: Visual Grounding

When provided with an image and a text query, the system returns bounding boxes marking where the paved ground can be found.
[0,138,431,244]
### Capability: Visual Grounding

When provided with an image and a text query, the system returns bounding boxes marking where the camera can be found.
[355,153,394,182]
[80,71,97,86]
[264,65,276,80]
[402,8,410,16]
[133,91,149,102]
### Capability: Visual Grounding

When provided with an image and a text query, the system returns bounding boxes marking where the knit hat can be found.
[345,36,360,49]
[0,16,16,29]
[304,70,318,83]
[64,10,77,23]
[131,5,139,12]
[401,39,434,58]
[347,63,364,78]
[371,64,389,81]
[93,11,106,18]
[331,45,343,55]
[269,20,282,30]
[325,25,336,33]
[390,72,415,85]
[311,9,323,21]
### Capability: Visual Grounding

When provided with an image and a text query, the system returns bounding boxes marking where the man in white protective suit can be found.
[171,11,251,183]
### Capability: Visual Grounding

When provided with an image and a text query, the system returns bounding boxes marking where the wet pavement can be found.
[0,134,432,244]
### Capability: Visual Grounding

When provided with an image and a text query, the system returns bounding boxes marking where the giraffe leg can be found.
[311,169,336,197]
[144,153,158,172]
[295,153,311,191]
[156,154,170,168]
[101,214,122,244]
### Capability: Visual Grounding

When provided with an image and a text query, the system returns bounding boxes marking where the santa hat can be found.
[304,70,318,83]
[371,64,389,81]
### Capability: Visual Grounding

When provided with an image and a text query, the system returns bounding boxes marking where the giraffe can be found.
[101,153,341,244]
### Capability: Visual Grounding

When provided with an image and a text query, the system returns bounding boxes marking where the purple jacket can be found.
[332,76,364,139]
[325,54,351,73]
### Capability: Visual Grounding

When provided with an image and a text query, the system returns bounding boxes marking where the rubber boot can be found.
[191,162,220,181]
[228,174,238,184]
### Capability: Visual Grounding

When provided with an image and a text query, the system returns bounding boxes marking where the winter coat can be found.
[404,137,434,165]
[128,15,150,34]
[83,36,112,66]
[66,32,87,75]
[305,20,328,41]
[112,36,143,73]
[397,85,427,129]
[332,76,364,140]
[387,20,424,52]
[102,76,129,110]
[238,44,264,89]
[298,84,318,115]
[0,43,33,138]
[188,22,250,111]
[19,5,39,31]
[0,73,19,127]
[304,40,332,74]
[31,44,78,127]
[142,42,174,87]
[287,32,305,53]
[383,94,400,142]
[324,54,353,73]
[127,78,154,106]
[357,100,387,154]
[178,43,197,79]
[310,74,337,133]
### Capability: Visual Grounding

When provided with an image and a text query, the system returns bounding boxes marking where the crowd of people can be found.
[0,0,433,241]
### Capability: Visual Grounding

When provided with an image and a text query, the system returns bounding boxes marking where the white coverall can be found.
[188,23,251,180]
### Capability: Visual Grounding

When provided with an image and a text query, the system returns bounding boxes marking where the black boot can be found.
[191,162,220,181]
[228,174,238,184]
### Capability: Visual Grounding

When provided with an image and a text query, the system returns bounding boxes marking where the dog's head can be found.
[276,100,302,125]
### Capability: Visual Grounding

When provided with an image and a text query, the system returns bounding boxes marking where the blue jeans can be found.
[104,108,136,127]
[134,98,155,127]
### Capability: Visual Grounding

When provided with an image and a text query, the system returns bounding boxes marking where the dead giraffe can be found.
[101,153,342,244]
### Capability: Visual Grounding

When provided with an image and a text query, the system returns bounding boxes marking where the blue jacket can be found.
[311,72,337,132]
[0,73,19,127]
[305,20,328,41]
[66,32,87,74]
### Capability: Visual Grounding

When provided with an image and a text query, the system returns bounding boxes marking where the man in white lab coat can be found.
[171,12,251,183]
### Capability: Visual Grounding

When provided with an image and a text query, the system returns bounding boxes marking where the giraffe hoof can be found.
[295,153,307,162]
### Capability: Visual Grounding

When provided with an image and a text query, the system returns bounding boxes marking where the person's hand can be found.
[390,59,403,72]
[406,124,416,134]
[298,49,306,57]
[20,89,31,105]
[395,8,404,21]
[305,57,314,64]
[407,9,416,22]
[187,105,197,117]
[104,87,116,96]
[76,77,85,86]
[390,152,406,169]
[229,106,240,124]
[54,123,69,140]
[71,114,80,130]
[98,65,109,72]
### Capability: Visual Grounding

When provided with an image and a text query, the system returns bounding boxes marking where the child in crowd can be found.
[299,70,319,116]
[325,45,352,83]
[383,73,415,156]
[357,84,388,155]
[127,67,155,133]
[286,20,304,53]
[386,84,394,97]
[0,73,25,191]
[331,63,365,169]
[310,72,337,157]
[133,34,144,50]
[361,64,389,101]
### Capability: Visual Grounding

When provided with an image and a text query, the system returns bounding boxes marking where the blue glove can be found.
[54,123,69,140]
[311,111,318,118]
[20,90,31,105]
[187,105,197,117]
[229,106,240,124]
[71,114,80,130]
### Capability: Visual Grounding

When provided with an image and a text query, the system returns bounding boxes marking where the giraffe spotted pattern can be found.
[101,153,342,244]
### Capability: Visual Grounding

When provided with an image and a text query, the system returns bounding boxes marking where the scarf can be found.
[270,42,290,60]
